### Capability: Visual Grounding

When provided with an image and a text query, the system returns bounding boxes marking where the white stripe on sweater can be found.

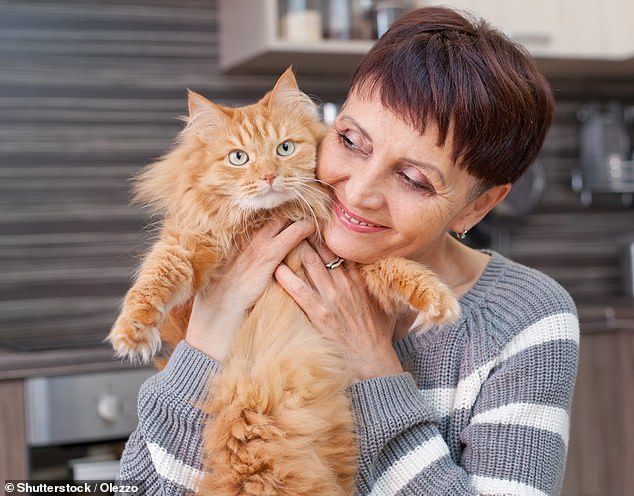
[147,441,203,492]
[471,475,549,496]
[374,313,578,495]
[498,312,579,362]
[369,435,449,496]
[471,403,570,447]
[419,312,579,418]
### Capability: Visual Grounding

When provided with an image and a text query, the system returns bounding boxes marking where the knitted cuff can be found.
[159,340,223,403]
[349,373,437,438]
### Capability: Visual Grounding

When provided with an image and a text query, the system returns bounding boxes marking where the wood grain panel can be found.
[0,0,350,350]
[563,332,634,496]
[1,1,632,350]
[0,380,28,480]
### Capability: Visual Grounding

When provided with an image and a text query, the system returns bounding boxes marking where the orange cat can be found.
[108,68,460,495]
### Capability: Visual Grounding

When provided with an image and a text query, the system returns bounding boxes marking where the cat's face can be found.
[191,107,322,213]
[184,69,327,218]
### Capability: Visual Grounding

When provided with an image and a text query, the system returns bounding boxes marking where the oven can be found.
[24,368,154,482]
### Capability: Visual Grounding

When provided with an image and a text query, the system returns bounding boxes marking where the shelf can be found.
[220,39,374,77]
[218,0,634,79]
[535,57,634,80]
[218,0,374,77]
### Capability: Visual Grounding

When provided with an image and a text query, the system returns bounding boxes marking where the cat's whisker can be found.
[233,210,246,238]
[297,189,327,210]
[307,177,336,192]
[237,208,256,249]
[216,205,234,251]
[291,190,323,239]
[293,183,330,211]
[291,178,330,198]
[289,195,310,222]
[222,201,247,255]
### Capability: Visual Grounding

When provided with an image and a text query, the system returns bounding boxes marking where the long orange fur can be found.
[108,68,460,495]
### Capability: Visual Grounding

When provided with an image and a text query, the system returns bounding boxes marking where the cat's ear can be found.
[187,90,228,127]
[267,66,318,117]
[269,66,300,102]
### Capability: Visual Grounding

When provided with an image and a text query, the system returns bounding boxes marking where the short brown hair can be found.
[349,7,554,189]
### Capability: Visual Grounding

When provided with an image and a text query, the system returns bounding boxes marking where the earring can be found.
[457,227,468,240]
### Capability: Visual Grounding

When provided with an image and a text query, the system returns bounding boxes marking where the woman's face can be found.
[317,91,479,265]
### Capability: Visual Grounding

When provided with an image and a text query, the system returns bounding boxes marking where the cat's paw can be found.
[410,283,461,330]
[107,309,163,363]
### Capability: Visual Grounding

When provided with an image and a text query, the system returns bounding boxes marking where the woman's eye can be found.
[399,171,436,194]
[228,149,249,166]
[337,132,357,150]
[276,140,295,156]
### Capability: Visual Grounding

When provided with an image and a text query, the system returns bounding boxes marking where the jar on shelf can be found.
[325,0,352,39]
[279,0,323,42]
[373,0,414,38]
[350,0,375,39]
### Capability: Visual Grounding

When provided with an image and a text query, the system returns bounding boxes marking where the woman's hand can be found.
[274,241,405,382]
[186,218,314,363]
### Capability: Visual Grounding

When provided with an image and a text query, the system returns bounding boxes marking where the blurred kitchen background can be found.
[0,0,632,494]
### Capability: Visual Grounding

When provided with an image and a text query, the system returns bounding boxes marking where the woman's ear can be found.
[451,183,511,234]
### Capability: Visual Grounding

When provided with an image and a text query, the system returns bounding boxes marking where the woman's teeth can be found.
[342,209,380,227]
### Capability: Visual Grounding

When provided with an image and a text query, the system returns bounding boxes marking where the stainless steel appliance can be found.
[25,368,154,481]
[572,104,634,206]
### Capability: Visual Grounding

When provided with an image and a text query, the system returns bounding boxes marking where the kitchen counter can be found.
[0,345,150,381]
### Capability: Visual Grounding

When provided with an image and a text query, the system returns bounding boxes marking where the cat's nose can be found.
[262,173,276,185]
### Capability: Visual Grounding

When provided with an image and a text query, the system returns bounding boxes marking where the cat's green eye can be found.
[228,150,249,166]
[276,141,295,157]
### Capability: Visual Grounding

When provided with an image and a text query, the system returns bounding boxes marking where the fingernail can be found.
[274,263,290,279]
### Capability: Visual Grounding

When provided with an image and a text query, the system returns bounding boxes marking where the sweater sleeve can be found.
[116,341,221,495]
[349,309,580,495]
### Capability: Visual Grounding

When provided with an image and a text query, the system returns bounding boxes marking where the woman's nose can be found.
[343,162,385,210]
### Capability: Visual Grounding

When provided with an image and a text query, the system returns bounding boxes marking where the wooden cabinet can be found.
[562,330,634,496]
[218,0,634,77]
[0,380,29,482]
[604,0,634,58]
[436,0,631,59]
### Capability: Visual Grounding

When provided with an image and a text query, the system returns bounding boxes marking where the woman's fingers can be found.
[185,218,315,363]
[275,241,351,333]
[274,262,318,308]
[274,220,316,251]
[308,234,338,263]
[250,218,315,265]
[275,238,404,381]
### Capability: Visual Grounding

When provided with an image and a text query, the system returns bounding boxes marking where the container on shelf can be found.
[279,0,323,42]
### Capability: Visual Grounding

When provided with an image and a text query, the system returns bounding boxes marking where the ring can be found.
[325,257,345,270]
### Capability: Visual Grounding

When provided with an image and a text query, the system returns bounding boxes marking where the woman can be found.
[118,7,579,495]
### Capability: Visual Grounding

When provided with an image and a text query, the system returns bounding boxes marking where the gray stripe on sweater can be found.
[461,424,568,494]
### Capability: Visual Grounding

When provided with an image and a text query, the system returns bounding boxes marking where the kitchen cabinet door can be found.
[562,330,634,495]
[0,380,28,481]
[500,0,608,58]
[604,0,634,58]
[432,0,625,59]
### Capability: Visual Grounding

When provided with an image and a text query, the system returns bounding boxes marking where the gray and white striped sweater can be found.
[118,250,579,495]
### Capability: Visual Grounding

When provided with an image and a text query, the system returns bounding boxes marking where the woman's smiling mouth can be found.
[333,197,389,233]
